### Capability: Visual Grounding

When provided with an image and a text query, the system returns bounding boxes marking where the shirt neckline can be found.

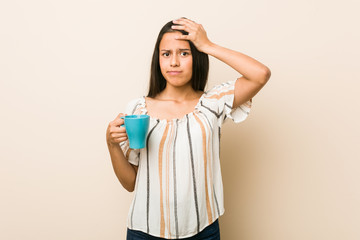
[141,92,206,123]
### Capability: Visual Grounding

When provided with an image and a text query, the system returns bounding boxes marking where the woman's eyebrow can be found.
[160,48,191,51]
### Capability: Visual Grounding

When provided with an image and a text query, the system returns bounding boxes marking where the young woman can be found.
[106,18,270,240]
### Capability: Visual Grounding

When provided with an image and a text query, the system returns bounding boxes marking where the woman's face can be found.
[159,31,193,88]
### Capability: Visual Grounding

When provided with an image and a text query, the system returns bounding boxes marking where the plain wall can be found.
[1,0,359,239]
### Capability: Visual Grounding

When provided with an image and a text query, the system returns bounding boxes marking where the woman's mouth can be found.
[167,71,182,75]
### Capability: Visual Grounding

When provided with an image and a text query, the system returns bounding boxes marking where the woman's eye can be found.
[162,52,170,57]
[180,52,189,56]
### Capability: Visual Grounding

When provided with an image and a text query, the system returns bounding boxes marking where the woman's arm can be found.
[172,18,271,107]
[204,43,271,107]
[106,114,138,192]
[107,143,138,192]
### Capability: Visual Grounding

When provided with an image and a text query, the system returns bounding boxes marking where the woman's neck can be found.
[156,84,201,102]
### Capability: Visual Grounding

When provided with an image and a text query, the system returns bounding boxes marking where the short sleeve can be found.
[119,98,143,166]
[120,140,140,166]
[203,80,252,125]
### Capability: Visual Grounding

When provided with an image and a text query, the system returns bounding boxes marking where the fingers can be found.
[113,113,126,127]
[110,136,128,144]
[171,24,196,34]
[114,137,128,143]
[106,113,129,145]
[116,112,125,118]
[174,34,191,41]
[171,18,210,53]
[172,19,198,32]
[171,25,194,41]
[110,124,126,133]
[108,126,128,144]
[115,112,126,122]
[172,18,203,41]
[111,132,128,139]
[173,17,197,26]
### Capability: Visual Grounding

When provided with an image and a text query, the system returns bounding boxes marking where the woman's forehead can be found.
[159,32,190,50]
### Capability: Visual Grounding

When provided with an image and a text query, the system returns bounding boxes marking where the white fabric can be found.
[120,80,251,239]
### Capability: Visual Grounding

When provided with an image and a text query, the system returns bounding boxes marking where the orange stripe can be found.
[165,121,174,237]
[206,89,234,100]
[126,148,132,159]
[194,114,213,224]
[122,141,130,159]
[201,114,216,217]
[159,123,169,238]
[244,101,252,108]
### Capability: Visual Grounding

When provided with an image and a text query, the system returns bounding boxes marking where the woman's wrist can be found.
[199,41,217,55]
[107,141,121,150]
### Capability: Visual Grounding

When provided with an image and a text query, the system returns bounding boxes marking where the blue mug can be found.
[121,115,150,149]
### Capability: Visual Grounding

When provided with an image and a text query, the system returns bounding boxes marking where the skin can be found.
[106,112,137,192]
[170,18,271,109]
[159,31,193,90]
[146,31,203,120]
[106,18,271,192]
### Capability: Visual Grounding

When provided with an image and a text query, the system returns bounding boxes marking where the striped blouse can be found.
[120,80,251,239]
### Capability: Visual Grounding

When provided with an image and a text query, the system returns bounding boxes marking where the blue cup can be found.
[121,115,150,149]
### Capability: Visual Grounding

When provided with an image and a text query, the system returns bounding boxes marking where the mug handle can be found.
[120,116,125,127]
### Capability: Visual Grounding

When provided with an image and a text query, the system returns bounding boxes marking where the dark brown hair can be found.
[147,20,209,98]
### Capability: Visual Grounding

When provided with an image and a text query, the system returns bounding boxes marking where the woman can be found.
[106,18,270,240]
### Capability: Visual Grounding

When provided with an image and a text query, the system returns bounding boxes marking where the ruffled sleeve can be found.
[203,79,252,125]
[120,140,140,166]
[119,98,143,166]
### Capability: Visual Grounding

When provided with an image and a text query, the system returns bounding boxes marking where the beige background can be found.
[1,0,359,239]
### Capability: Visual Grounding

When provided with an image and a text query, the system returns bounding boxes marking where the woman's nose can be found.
[170,54,179,67]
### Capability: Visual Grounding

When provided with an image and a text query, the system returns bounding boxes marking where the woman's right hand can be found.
[171,18,213,53]
[106,113,128,146]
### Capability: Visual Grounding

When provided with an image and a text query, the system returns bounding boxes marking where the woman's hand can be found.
[171,18,213,53]
[106,113,128,146]
[106,113,137,192]
[173,17,270,110]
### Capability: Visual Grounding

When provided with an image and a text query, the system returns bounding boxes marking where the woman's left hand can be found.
[171,18,213,53]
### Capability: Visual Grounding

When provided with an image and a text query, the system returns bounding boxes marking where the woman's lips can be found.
[167,71,182,75]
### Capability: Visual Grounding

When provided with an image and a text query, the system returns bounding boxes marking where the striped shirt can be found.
[120,80,251,239]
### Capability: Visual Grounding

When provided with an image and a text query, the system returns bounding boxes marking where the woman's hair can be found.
[147,19,209,98]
